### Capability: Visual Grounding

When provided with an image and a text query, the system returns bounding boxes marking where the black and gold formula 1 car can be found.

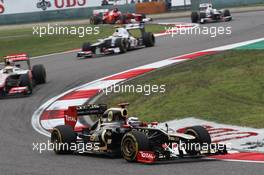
[51,103,227,163]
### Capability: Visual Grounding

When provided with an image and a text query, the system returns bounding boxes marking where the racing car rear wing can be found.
[93,9,109,15]
[4,53,29,62]
[64,104,107,128]
[125,22,145,30]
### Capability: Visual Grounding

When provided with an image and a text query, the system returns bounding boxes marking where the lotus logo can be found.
[65,115,77,122]
[36,0,51,11]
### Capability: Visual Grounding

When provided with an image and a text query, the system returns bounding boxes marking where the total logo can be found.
[0,0,5,14]
[139,151,156,159]
[65,115,77,122]
[36,0,87,11]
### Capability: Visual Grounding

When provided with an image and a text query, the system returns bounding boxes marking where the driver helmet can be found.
[3,66,14,74]
[113,29,120,36]
[127,117,141,127]
[113,28,129,37]
[5,59,13,66]
[113,8,119,13]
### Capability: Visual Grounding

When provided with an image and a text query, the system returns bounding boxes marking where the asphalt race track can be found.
[0,11,264,175]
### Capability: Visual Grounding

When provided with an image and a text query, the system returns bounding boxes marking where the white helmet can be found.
[127,117,141,127]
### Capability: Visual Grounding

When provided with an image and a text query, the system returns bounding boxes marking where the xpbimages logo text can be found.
[101,83,166,96]
[165,24,232,38]
[32,24,100,38]
[32,140,100,154]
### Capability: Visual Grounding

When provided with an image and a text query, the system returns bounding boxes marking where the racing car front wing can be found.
[200,16,232,23]
[77,48,121,58]
[136,147,227,164]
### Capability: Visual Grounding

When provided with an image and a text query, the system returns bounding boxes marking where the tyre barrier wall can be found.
[0,4,136,25]
[191,0,264,10]
[135,2,167,14]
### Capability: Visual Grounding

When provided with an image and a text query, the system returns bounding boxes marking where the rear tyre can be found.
[143,32,155,47]
[51,125,77,154]
[90,16,102,25]
[184,125,211,155]
[191,12,199,23]
[20,74,33,95]
[121,131,150,162]
[115,38,128,53]
[32,64,46,84]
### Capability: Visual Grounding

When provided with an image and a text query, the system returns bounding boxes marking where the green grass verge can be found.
[0,24,164,61]
[98,50,264,128]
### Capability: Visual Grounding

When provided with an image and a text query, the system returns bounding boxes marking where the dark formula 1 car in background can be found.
[0,54,46,97]
[191,3,232,24]
[51,103,227,163]
[90,8,152,25]
[77,23,155,58]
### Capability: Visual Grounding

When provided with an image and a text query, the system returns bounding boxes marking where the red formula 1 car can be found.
[0,54,46,97]
[90,8,152,25]
[51,103,227,163]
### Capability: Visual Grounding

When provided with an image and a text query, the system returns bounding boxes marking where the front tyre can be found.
[191,12,199,23]
[32,64,46,84]
[223,9,232,21]
[223,9,231,17]
[121,131,150,162]
[115,38,128,53]
[20,74,33,95]
[51,125,77,154]
[184,125,211,155]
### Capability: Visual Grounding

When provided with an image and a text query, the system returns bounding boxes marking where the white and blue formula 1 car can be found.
[77,23,155,58]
